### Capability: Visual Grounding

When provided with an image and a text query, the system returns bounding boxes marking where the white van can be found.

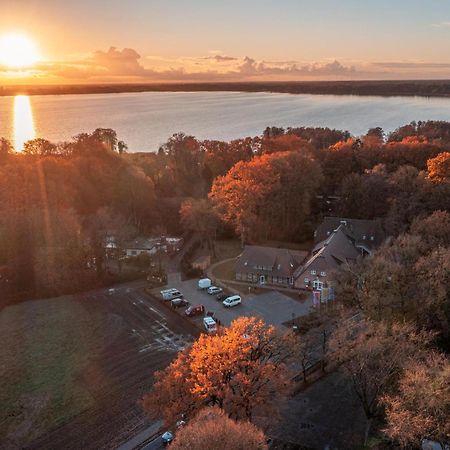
[160,288,183,300]
[223,295,241,308]
[203,316,217,333]
[198,278,212,289]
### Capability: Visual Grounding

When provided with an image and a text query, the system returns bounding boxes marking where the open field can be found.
[0,282,199,450]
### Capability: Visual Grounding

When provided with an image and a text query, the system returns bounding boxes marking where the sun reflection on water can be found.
[14,95,35,151]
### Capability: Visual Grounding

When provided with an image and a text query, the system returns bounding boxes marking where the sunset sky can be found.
[2,0,450,84]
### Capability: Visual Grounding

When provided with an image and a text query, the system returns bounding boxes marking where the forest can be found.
[0,120,449,305]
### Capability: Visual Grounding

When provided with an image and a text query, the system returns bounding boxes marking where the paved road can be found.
[155,273,313,328]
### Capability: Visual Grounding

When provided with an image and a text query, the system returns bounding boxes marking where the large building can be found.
[235,245,308,287]
[234,217,386,291]
[314,217,385,255]
[295,217,386,290]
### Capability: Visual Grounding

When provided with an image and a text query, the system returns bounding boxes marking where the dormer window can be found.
[362,235,366,240]
[320,271,326,277]
[311,270,316,275]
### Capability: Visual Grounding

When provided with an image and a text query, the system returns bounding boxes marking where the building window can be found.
[131,250,137,256]
[362,235,366,240]
[320,271,326,277]
[370,236,374,241]
[304,278,309,283]
[310,270,316,275]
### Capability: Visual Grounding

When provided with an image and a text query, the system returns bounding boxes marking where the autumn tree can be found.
[338,171,390,219]
[142,317,291,425]
[209,151,322,243]
[427,152,450,183]
[159,133,205,197]
[332,211,450,338]
[23,138,59,156]
[381,351,450,449]
[363,127,384,147]
[180,198,220,255]
[0,137,13,162]
[91,127,118,152]
[202,138,254,187]
[328,318,432,423]
[170,407,268,450]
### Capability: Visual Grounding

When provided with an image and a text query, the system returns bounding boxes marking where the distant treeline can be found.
[3,79,450,98]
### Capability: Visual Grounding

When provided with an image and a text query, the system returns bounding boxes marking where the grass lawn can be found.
[0,296,111,447]
[210,258,237,281]
[213,239,243,262]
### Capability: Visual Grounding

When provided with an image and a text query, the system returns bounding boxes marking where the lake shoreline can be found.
[3,79,450,99]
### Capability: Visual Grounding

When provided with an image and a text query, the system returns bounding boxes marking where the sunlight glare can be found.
[0,34,39,68]
[14,95,36,151]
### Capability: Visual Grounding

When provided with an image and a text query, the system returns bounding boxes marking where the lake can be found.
[1,91,450,152]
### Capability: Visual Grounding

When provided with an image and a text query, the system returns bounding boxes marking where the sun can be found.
[0,33,39,69]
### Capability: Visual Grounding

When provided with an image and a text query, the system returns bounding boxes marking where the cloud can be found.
[373,61,450,69]
[204,54,238,62]
[236,57,355,77]
[0,47,359,82]
[3,46,448,83]
[432,21,450,28]
[90,47,147,75]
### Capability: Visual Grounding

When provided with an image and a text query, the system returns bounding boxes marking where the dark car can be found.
[216,292,228,302]
[171,298,189,308]
[185,304,205,317]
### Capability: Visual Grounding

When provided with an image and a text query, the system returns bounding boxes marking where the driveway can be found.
[154,273,313,328]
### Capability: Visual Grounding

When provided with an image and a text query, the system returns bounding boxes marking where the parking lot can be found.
[152,273,313,328]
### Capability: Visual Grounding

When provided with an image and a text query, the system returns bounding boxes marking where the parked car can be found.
[203,316,217,333]
[160,288,183,300]
[161,431,174,445]
[185,304,205,317]
[207,286,223,295]
[216,292,229,302]
[198,278,212,289]
[223,295,242,308]
[171,298,189,308]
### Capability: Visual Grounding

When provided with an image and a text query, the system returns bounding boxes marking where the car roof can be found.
[226,295,240,300]
[203,316,216,324]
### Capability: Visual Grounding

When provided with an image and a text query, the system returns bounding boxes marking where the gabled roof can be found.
[314,217,385,250]
[236,245,308,278]
[295,225,361,278]
[125,237,160,250]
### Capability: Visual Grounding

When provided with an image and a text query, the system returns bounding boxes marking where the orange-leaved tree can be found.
[427,151,450,183]
[381,351,450,449]
[209,151,322,243]
[142,317,291,425]
[170,406,268,450]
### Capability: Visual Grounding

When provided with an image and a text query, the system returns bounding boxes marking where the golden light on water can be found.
[14,95,36,151]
